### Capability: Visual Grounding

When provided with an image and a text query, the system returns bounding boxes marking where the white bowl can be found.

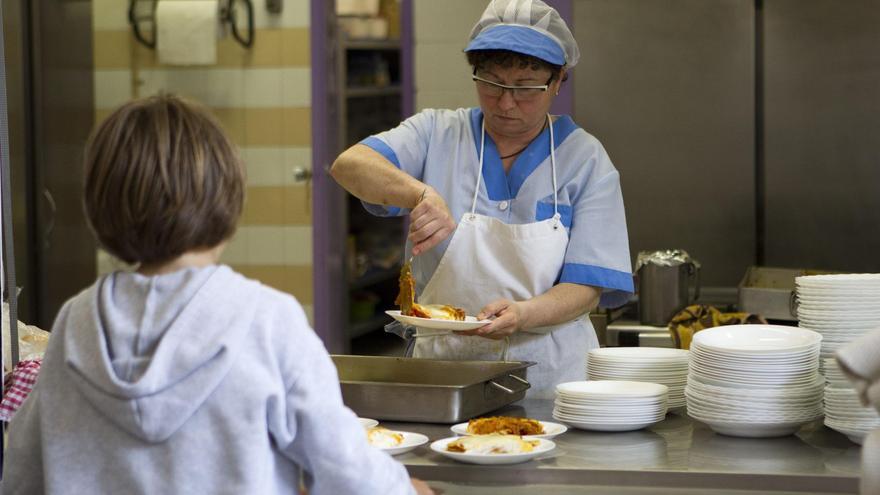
[692,325,822,353]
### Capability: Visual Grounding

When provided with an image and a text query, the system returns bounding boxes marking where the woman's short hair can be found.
[466,49,568,82]
[83,93,245,265]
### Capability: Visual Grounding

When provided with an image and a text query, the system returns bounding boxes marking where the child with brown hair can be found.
[2,94,430,495]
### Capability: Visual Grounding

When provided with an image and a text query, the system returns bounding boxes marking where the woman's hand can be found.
[411,478,436,495]
[455,299,524,340]
[409,188,456,256]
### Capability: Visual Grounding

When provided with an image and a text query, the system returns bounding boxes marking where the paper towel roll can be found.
[157,0,218,66]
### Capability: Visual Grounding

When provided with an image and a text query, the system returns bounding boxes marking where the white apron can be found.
[412,114,598,399]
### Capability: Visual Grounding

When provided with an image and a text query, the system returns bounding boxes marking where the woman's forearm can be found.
[520,283,601,330]
[329,144,425,208]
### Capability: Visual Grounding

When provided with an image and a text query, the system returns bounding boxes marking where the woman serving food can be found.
[330,0,633,399]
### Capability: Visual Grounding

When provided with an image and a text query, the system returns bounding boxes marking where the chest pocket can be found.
[535,201,572,229]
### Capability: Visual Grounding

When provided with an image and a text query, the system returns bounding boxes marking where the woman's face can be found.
[474,63,563,141]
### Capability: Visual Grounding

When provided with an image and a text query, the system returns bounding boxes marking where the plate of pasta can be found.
[450,416,567,440]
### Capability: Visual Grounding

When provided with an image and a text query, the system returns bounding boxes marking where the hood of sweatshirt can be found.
[61,265,259,443]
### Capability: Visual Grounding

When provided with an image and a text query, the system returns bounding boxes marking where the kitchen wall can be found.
[412,0,480,111]
[91,0,315,321]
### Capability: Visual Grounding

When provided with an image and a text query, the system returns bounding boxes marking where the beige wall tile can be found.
[240,146,312,187]
[232,264,313,304]
[414,0,484,112]
[240,186,312,226]
[94,28,310,70]
[414,0,483,43]
[211,107,311,146]
[134,67,310,108]
[94,69,134,109]
[227,226,312,265]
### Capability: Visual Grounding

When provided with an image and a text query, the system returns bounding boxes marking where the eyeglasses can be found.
[471,70,554,101]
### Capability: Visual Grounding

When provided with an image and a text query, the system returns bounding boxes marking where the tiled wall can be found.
[92,0,315,321]
[413,0,480,111]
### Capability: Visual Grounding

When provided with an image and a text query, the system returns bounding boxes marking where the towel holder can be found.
[128,0,254,50]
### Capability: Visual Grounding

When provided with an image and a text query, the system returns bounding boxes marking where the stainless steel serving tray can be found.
[331,355,534,424]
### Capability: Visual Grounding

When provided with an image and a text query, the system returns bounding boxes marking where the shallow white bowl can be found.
[692,325,822,353]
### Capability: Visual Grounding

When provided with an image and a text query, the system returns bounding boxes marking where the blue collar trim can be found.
[470,108,579,201]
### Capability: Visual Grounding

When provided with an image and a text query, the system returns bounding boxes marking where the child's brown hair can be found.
[83,93,245,265]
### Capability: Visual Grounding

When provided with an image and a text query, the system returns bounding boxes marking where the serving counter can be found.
[381,399,862,494]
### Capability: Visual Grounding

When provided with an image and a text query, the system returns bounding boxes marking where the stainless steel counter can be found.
[381,399,861,494]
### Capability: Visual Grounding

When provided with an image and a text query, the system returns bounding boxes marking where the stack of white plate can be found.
[795,274,880,361]
[823,358,880,445]
[553,381,668,432]
[587,347,689,411]
[685,325,824,438]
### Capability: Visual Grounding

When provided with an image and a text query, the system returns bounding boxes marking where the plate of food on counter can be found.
[358,417,379,429]
[386,261,490,331]
[429,434,556,465]
[450,416,567,440]
[367,427,429,456]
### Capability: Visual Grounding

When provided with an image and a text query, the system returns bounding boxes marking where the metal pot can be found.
[637,251,701,326]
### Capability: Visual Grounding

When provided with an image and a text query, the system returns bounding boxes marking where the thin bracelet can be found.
[415,187,427,207]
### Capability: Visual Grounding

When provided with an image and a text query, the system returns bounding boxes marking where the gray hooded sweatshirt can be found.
[2,265,413,495]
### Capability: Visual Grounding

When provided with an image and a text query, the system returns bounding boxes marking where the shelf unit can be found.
[335,27,409,342]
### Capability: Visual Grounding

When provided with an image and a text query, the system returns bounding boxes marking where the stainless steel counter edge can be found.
[404,465,858,493]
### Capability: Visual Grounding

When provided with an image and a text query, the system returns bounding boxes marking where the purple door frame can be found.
[311,0,347,353]
[311,0,414,352]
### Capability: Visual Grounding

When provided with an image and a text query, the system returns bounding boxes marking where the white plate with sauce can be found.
[430,436,555,465]
[385,310,491,331]
[450,420,567,440]
[374,431,430,456]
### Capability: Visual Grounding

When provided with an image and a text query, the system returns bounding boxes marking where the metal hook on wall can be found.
[127,0,254,50]
[221,0,255,48]
[128,0,158,49]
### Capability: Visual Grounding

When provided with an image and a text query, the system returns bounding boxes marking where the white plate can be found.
[429,436,556,465]
[689,416,810,438]
[358,417,379,429]
[588,347,690,361]
[449,420,567,440]
[376,431,429,456]
[385,310,491,331]
[556,380,668,398]
[552,413,663,432]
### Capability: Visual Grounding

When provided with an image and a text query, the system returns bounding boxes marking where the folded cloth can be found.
[836,329,880,411]
[668,304,766,350]
[0,359,42,422]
